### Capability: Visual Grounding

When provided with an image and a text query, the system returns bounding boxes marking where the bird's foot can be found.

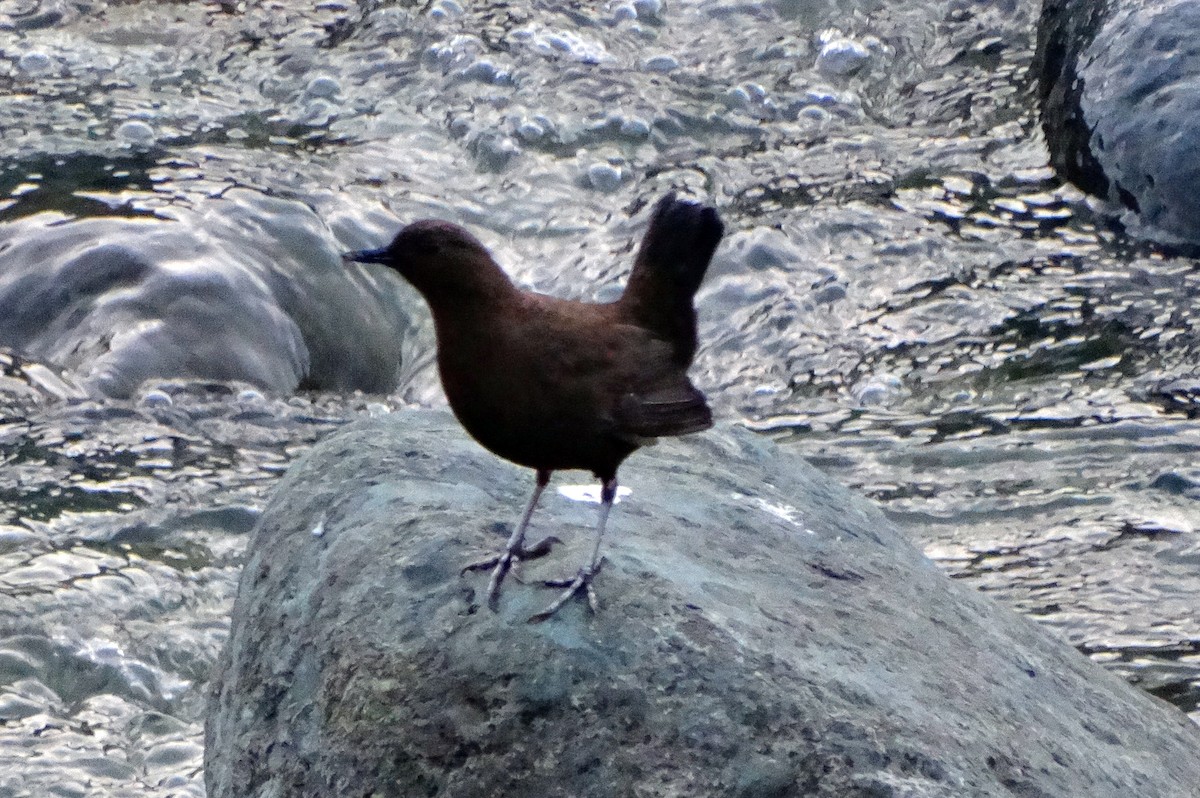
[527,558,605,623]
[461,535,561,610]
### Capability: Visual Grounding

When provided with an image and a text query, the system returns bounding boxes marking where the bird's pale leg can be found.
[528,476,617,623]
[462,469,559,610]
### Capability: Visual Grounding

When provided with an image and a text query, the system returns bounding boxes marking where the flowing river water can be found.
[0,1,1197,794]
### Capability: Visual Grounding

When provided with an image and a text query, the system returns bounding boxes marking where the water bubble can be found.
[116,120,155,145]
[587,162,622,193]
[805,88,840,106]
[305,75,340,98]
[427,33,484,70]
[140,389,173,407]
[816,36,871,76]
[610,3,637,22]
[644,54,679,73]
[461,59,499,82]
[517,120,546,142]
[428,0,463,19]
[852,374,904,407]
[724,87,752,108]
[796,105,831,122]
[17,51,52,74]
[619,117,650,138]
[801,87,861,117]
[515,26,610,64]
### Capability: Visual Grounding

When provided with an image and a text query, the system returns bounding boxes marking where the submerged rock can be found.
[205,411,1200,797]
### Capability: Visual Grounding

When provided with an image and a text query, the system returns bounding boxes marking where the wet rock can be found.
[205,411,1200,798]
[0,188,413,398]
[1035,0,1200,245]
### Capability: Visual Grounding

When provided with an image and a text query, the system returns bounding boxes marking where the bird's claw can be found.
[460,534,561,575]
[527,558,604,623]
[461,536,562,610]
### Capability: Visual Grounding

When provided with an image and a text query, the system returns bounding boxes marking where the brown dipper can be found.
[344,193,724,621]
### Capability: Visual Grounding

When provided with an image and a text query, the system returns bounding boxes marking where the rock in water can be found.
[1036,0,1200,246]
[205,411,1200,798]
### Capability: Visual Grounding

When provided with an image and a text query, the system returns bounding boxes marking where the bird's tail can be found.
[619,193,724,365]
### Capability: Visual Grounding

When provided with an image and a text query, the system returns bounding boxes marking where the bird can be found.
[344,193,724,621]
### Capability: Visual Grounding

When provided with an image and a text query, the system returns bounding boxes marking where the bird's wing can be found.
[517,300,713,440]
[613,377,713,439]
[598,321,713,439]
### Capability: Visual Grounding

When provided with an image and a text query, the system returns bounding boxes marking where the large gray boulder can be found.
[1036,0,1200,246]
[205,411,1200,797]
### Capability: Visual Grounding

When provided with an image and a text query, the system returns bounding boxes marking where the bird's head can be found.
[343,220,512,301]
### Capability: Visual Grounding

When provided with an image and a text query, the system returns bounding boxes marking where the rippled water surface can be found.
[1,0,1198,793]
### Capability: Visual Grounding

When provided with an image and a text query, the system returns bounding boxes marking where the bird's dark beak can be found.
[342,246,390,265]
